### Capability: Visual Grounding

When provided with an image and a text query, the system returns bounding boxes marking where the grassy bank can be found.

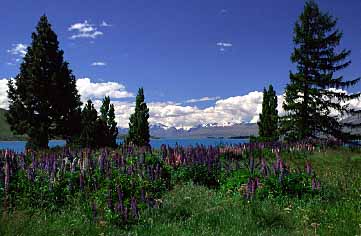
[1,148,361,236]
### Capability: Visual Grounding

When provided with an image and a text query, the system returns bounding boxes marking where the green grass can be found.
[1,148,361,235]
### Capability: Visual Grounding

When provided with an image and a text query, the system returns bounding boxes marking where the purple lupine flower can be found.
[305,161,312,175]
[123,207,128,222]
[312,177,321,191]
[98,154,105,174]
[79,173,84,191]
[4,151,10,195]
[131,197,139,219]
[117,187,124,202]
[249,156,255,174]
[245,177,259,199]
[140,188,146,202]
[260,158,269,177]
[127,166,133,176]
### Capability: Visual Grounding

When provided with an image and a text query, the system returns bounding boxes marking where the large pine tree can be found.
[258,85,278,141]
[127,88,150,147]
[6,15,82,149]
[282,1,361,141]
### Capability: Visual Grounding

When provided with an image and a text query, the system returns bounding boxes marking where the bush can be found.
[257,173,317,199]
[171,164,221,188]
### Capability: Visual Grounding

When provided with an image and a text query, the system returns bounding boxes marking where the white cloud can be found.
[0,79,9,109]
[68,21,103,39]
[1,78,361,129]
[100,21,112,27]
[217,42,232,52]
[91,62,107,66]
[76,78,134,101]
[217,42,232,47]
[6,43,27,64]
[7,43,27,57]
[185,96,221,103]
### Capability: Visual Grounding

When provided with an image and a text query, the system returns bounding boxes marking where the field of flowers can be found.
[1,142,360,235]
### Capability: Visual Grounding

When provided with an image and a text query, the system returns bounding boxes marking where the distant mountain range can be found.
[4,107,361,140]
[119,122,258,138]
[0,108,258,140]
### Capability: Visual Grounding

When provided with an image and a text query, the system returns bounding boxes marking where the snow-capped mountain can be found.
[118,122,258,138]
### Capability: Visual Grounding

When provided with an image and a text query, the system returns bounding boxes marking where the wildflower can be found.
[79,173,84,191]
[131,197,139,219]
[305,161,312,175]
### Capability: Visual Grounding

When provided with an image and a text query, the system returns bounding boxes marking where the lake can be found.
[0,138,248,153]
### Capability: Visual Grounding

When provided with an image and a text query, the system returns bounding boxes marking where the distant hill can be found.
[119,122,258,139]
[0,108,27,140]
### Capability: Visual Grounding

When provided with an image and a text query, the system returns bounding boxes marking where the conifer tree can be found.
[127,88,150,147]
[6,15,82,149]
[79,100,98,148]
[258,85,278,141]
[99,96,118,148]
[282,1,361,141]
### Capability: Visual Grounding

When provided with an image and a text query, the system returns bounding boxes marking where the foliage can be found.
[78,98,118,148]
[0,148,171,226]
[281,0,361,141]
[99,96,118,148]
[6,15,82,149]
[1,146,361,235]
[127,88,150,147]
[258,84,279,141]
[79,100,99,148]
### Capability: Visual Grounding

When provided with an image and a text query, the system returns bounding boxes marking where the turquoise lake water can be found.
[0,138,248,152]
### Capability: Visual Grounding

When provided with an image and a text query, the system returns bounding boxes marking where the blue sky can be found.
[1,0,361,128]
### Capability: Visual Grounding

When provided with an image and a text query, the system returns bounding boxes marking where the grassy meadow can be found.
[1,145,360,236]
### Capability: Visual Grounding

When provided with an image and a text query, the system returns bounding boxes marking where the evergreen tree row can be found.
[78,97,118,148]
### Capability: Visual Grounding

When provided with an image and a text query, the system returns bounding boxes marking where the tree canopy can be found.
[258,85,278,141]
[281,0,361,141]
[6,15,82,149]
[127,88,150,147]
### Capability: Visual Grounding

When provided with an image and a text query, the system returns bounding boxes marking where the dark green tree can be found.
[281,1,361,141]
[258,85,279,141]
[6,15,82,149]
[79,100,98,148]
[99,96,118,148]
[127,88,150,147]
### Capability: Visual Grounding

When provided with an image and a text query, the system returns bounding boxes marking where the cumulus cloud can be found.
[85,92,268,129]
[1,77,361,130]
[68,21,103,39]
[6,43,27,65]
[7,43,27,57]
[91,62,107,66]
[0,79,9,109]
[185,96,221,103]
[76,78,134,101]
